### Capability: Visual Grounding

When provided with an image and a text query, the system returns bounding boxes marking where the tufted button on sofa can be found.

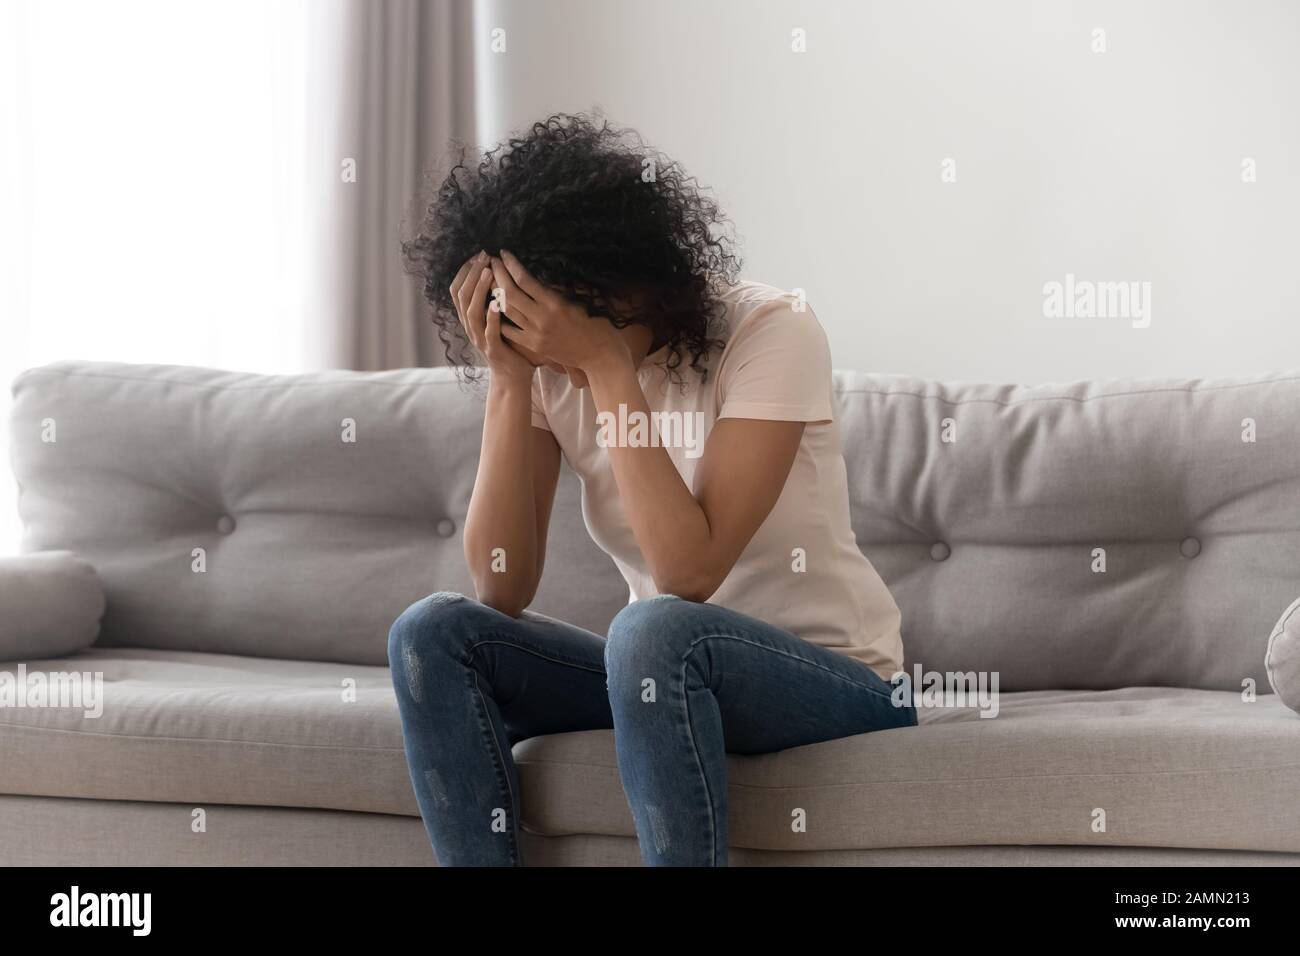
[2,361,1299,866]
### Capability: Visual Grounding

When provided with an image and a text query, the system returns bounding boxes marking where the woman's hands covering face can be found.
[448,250,536,385]
[489,250,629,375]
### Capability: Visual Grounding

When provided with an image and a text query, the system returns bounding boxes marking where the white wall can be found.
[477,0,1300,383]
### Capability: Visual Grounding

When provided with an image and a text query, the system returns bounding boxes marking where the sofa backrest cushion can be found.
[9,362,629,664]
[834,370,1300,691]
[10,361,1300,690]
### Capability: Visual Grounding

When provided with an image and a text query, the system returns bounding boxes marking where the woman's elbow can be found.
[652,570,721,605]
[472,579,534,618]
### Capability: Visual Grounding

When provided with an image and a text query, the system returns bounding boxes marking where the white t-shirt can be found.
[530,280,904,680]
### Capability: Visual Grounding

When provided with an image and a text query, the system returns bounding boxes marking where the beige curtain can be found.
[306,0,477,370]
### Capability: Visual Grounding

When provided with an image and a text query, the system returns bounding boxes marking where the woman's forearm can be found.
[584,354,717,600]
[463,375,539,614]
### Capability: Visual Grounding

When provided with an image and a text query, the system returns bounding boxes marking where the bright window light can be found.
[1,0,316,554]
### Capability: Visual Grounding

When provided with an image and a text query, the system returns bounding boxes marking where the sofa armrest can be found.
[0,551,106,661]
[1265,596,1300,715]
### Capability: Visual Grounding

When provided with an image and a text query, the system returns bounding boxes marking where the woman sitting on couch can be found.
[388,113,916,867]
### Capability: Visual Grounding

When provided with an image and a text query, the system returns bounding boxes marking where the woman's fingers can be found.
[487,290,539,359]
[498,249,556,305]
[489,256,537,325]
[449,254,478,306]
[449,252,487,347]
[455,252,489,315]
[451,254,480,340]
[484,290,507,354]
[463,265,494,351]
[450,251,551,359]
[469,265,494,321]
[499,319,542,354]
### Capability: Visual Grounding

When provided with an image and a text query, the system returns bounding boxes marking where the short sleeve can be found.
[530,371,552,432]
[716,301,835,423]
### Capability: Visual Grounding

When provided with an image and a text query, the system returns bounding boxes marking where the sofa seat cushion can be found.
[515,687,1300,853]
[6,652,1298,853]
[0,648,417,816]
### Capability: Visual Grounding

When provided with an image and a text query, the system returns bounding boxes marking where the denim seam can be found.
[464,637,606,676]
[684,633,900,705]
[666,632,904,865]
[677,652,720,866]
[461,634,606,866]
[468,668,520,865]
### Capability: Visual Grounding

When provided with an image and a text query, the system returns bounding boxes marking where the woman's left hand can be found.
[489,250,631,373]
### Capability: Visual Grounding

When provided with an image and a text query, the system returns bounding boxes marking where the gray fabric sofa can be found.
[3,360,1299,866]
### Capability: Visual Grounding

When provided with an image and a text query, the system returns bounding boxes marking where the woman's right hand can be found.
[450,250,537,385]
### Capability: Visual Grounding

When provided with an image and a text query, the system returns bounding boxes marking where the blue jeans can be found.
[387,591,917,866]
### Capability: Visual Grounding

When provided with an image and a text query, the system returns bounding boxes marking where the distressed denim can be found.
[388,591,917,866]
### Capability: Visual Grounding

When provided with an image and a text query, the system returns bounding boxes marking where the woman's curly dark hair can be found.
[402,113,741,381]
